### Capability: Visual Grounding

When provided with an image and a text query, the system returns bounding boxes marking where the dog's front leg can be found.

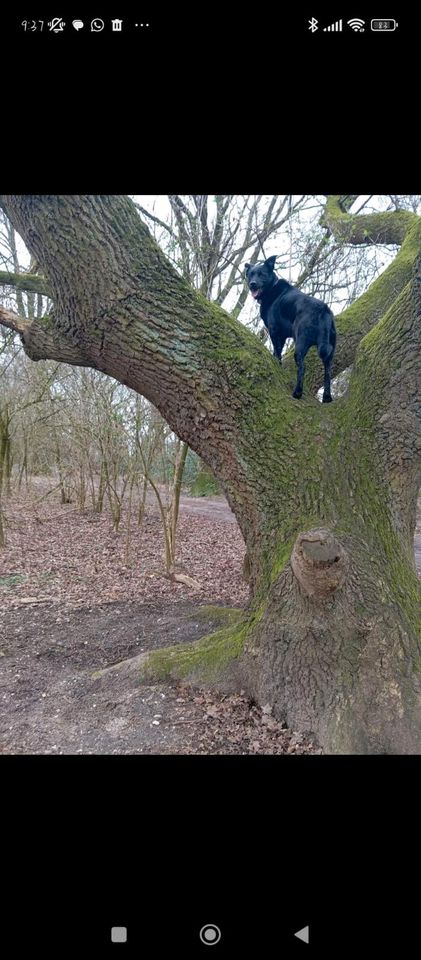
[271,335,286,361]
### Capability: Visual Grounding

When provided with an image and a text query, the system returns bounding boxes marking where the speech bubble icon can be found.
[72,20,84,31]
[90,18,104,32]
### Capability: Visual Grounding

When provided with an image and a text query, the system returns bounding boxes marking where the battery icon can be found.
[371,19,398,30]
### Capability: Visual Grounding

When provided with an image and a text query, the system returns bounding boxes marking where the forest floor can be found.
[1,481,420,755]
[0,480,320,755]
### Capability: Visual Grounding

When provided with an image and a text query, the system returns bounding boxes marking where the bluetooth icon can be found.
[308,17,318,32]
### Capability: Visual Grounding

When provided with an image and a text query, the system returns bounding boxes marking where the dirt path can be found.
[148,490,237,523]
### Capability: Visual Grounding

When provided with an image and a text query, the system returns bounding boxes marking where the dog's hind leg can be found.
[322,355,333,403]
[319,323,336,402]
[292,348,305,399]
[318,342,334,402]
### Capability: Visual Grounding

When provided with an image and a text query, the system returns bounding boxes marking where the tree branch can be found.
[0,305,90,366]
[134,203,177,239]
[322,195,416,246]
[0,269,50,296]
[0,304,30,336]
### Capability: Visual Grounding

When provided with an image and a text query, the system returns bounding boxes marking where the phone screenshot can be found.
[0,10,418,956]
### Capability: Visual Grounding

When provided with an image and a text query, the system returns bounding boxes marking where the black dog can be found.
[245,256,336,402]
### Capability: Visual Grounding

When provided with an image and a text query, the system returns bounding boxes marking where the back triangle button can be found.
[294,926,309,944]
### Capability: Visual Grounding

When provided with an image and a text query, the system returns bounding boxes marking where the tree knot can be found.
[291,528,348,599]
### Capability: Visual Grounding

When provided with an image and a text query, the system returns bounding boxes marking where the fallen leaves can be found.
[0,480,248,611]
[166,687,321,755]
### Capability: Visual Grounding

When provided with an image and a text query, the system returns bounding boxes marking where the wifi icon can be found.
[347,18,365,31]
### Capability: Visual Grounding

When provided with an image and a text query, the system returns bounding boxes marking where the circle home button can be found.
[199,924,222,945]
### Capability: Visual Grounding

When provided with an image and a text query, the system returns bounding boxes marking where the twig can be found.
[167,719,200,726]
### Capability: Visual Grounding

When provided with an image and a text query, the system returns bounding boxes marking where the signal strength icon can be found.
[348,18,365,31]
[323,19,342,31]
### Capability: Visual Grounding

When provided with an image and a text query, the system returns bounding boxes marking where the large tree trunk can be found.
[1,194,420,753]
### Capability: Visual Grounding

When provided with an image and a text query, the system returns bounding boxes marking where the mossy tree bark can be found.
[0,194,420,753]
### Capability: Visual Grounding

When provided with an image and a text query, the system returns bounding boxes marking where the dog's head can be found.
[245,256,277,302]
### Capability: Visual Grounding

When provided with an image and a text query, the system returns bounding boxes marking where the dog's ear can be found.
[265,256,277,271]
[244,263,250,273]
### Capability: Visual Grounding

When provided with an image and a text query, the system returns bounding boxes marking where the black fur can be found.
[245,256,336,402]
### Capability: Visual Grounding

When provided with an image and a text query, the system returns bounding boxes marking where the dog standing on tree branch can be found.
[245,256,336,402]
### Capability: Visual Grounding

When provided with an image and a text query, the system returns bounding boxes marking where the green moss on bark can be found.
[323,196,416,245]
[139,617,249,683]
[336,220,421,334]
[194,605,244,624]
